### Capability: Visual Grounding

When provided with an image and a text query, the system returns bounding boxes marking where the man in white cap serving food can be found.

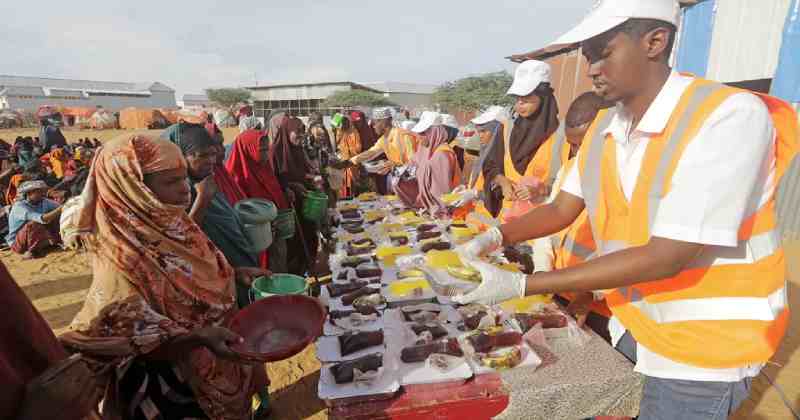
[455,0,798,418]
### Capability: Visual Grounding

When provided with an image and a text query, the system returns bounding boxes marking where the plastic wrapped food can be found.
[467,330,523,353]
[355,267,383,279]
[330,353,383,384]
[390,235,410,246]
[353,293,385,310]
[425,250,463,269]
[421,241,452,253]
[503,246,535,274]
[417,224,438,232]
[342,286,375,306]
[401,304,442,322]
[339,330,384,356]
[328,281,368,298]
[388,278,431,298]
[457,304,498,331]
[401,338,463,363]
[344,225,365,234]
[340,209,361,219]
[410,323,448,340]
[329,307,380,325]
[417,230,442,241]
[479,346,523,369]
[513,312,567,331]
[336,271,350,281]
[447,266,481,283]
[341,256,371,269]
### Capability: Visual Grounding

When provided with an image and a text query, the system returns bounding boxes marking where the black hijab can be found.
[481,83,560,216]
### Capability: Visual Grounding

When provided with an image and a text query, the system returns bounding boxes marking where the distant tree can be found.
[432,71,514,113]
[322,90,396,108]
[205,88,252,113]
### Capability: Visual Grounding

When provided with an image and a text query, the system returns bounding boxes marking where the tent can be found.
[62,107,96,128]
[161,109,208,125]
[90,109,117,129]
[119,108,170,129]
[0,110,24,129]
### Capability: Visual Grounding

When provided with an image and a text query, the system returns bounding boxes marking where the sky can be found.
[1,1,593,97]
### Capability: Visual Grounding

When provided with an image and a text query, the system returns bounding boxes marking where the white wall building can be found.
[0,75,176,112]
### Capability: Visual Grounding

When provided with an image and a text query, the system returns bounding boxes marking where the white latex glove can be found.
[454,227,504,260]
[452,189,478,208]
[452,259,528,305]
[396,254,426,270]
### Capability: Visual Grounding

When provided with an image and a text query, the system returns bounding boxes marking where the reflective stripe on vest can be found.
[546,125,567,187]
[561,234,595,260]
[577,78,798,368]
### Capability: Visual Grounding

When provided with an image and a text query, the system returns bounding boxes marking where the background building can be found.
[0,75,176,112]
[247,81,437,118]
[182,93,213,109]
[361,82,438,111]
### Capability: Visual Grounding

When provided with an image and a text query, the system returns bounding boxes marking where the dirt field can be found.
[2,126,798,419]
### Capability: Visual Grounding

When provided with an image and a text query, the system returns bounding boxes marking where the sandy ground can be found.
[2,127,798,419]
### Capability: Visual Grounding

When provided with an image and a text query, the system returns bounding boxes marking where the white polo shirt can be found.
[560,71,776,382]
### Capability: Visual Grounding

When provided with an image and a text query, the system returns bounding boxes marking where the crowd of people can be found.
[2,0,797,418]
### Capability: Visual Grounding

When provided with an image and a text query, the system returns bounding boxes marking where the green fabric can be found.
[189,181,258,307]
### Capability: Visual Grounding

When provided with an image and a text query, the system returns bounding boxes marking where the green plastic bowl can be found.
[274,208,296,240]
[302,190,329,223]
[252,274,308,300]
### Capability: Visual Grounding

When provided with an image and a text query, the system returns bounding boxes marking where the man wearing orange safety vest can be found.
[455,0,798,418]
[532,92,613,340]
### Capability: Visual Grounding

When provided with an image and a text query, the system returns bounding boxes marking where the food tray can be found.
[316,334,387,362]
[323,315,385,336]
[318,352,400,400]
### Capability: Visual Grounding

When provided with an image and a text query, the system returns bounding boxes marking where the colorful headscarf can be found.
[225,129,289,209]
[65,134,259,419]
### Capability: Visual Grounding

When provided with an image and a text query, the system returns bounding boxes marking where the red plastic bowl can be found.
[228,295,327,363]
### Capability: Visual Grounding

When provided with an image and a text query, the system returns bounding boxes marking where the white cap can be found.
[471,106,510,125]
[441,114,459,129]
[400,120,416,131]
[412,111,442,133]
[506,60,551,97]
[548,0,680,49]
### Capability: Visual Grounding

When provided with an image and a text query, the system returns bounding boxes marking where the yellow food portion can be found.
[381,223,403,233]
[338,203,359,211]
[499,294,554,313]
[425,250,464,269]
[385,195,399,201]
[441,192,460,205]
[376,245,413,259]
[397,269,425,279]
[388,231,409,240]
[480,346,523,369]
[447,266,481,283]
[399,213,425,226]
[450,225,478,238]
[497,263,522,273]
[388,278,431,297]
[357,192,379,201]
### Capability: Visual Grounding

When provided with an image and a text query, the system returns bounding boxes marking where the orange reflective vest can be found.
[381,127,419,165]
[577,78,798,368]
[498,121,570,222]
[551,158,611,318]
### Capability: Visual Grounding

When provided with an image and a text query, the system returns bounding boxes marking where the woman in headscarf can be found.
[225,125,290,272]
[397,115,461,216]
[349,110,385,194]
[269,113,320,276]
[49,147,67,179]
[15,137,35,168]
[63,134,266,420]
[481,62,561,220]
[335,116,362,199]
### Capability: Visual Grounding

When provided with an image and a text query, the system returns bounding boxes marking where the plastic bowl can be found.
[228,294,326,363]
[252,274,308,300]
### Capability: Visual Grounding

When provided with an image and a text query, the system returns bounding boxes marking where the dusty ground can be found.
[2,126,798,419]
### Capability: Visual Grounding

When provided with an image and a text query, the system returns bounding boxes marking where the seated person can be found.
[6,180,63,259]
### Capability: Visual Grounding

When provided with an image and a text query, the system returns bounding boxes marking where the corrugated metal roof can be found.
[705,0,793,82]
[361,82,438,95]
[0,85,45,96]
[248,81,382,94]
[0,75,173,94]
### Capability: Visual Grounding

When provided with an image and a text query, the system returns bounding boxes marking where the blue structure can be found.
[771,0,800,102]
[675,0,717,77]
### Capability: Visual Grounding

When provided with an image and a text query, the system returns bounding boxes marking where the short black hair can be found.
[565,92,614,128]
[584,18,677,63]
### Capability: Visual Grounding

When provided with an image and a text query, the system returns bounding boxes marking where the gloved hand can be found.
[452,259,528,305]
[455,227,504,260]
[452,189,478,208]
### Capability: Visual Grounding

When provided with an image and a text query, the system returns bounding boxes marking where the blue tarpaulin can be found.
[675,0,716,77]
[771,0,800,102]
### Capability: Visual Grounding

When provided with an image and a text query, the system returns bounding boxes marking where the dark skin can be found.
[497,26,704,302]
[183,145,270,288]
[25,189,63,224]
[350,117,394,174]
